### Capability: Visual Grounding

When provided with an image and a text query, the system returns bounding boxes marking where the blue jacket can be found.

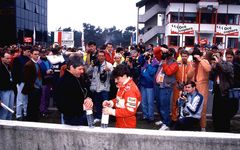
[178,90,203,119]
[140,57,158,88]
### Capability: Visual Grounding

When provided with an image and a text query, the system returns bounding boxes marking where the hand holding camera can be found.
[144,52,153,64]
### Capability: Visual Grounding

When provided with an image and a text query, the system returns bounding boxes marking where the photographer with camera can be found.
[187,47,211,131]
[171,50,192,124]
[138,50,158,122]
[174,81,203,131]
[38,49,54,117]
[155,46,179,130]
[210,50,236,132]
[124,50,141,86]
[87,50,113,124]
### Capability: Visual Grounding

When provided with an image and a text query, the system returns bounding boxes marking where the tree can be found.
[83,23,104,47]
[63,27,72,31]
[82,23,135,48]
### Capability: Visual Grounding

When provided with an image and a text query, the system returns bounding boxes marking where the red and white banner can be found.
[171,24,194,34]
[216,25,239,36]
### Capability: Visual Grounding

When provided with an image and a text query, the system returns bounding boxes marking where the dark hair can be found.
[160,44,168,49]
[30,48,39,54]
[211,45,219,51]
[0,49,10,58]
[185,81,196,88]
[88,41,96,46]
[106,42,113,46]
[67,53,84,69]
[226,49,234,56]
[116,47,124,53]
[22,45,32,51]
[98,50,105,55]
[112,64,131,79]
[51,47,60,55]
[180,50,189,56]
[149,43,154,48]
[192,47,203,56]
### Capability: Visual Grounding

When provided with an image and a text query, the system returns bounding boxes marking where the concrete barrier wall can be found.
[0,120,240,150]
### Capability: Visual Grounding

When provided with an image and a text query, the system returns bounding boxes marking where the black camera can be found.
[161,52,169,60]
[99,70,107,83]
[191,47,202,62]
[181,91,188,98]
[144,53,153,60]
[182,110,190,117]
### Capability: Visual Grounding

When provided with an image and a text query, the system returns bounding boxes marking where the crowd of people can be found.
[0,41,239,132]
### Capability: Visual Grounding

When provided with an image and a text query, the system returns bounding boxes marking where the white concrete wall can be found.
[0,120,240,150]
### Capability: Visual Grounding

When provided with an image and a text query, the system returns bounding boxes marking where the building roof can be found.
[136,0,150,8]
[136,0,240,7]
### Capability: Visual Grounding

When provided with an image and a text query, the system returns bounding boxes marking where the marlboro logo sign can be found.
[216,25,239,36]
[171,24,194,34]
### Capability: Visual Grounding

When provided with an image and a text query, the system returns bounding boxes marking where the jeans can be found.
[40,84,51,114]
[157,87,172,126]
[141,86,154,120]
[0,90,14,120]
[93,91,109,119]
[16,83,28,118]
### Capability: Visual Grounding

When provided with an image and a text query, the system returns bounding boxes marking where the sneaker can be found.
[159,124,169,131]
[93,118,101,124]
[201,128,206,132]
[155,120,163,126]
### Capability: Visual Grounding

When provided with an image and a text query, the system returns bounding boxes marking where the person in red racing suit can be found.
[103,64,141,128]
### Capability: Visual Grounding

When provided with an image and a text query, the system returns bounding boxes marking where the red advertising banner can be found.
[171,24,194,34]
[24,37,32,43]
[216,25,239,36]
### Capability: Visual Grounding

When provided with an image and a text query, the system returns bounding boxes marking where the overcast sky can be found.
[48,0,140,31]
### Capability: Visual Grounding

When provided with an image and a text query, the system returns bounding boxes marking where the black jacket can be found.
[12,55,30,84]
[0,62,15,91]
[210,61,234,96]
[55,70,90,117]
